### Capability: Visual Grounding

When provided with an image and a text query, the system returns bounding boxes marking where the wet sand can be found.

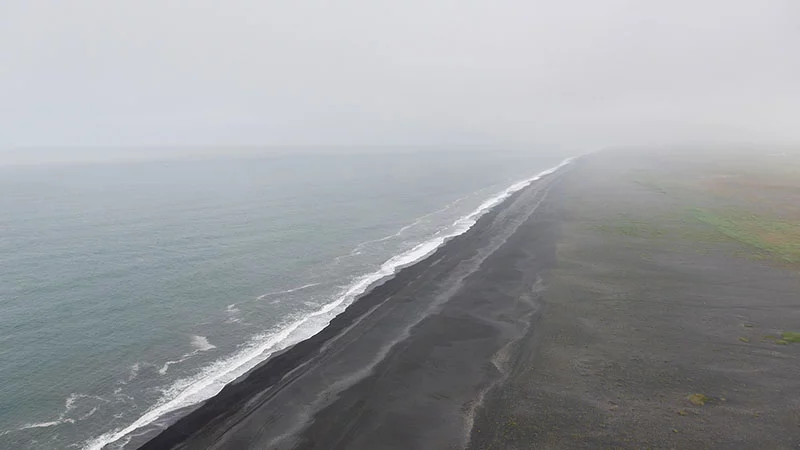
[140,150,800,449]
[137,164,567,449]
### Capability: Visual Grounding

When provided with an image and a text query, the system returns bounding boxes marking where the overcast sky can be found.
[1,0,798,164]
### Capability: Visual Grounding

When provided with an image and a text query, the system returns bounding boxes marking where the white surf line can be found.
[256,283,321,301]
[258,283,321,299]
[266,164,569,449]
[1,394,109,438]
[158,336,217,375]
[333,189,488,263]
[225,303,243,324]
[82,156,575,450]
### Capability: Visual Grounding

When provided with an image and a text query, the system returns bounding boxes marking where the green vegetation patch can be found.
[763,335,790,345]
[687,393,710,406]
[781,332,800,343]
[692,209,800,264]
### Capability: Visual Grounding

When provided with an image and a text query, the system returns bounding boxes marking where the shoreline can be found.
[469,150,800,449]
[110,160,574,449]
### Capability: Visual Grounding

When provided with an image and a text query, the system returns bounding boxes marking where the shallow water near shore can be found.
[0,148,566,449]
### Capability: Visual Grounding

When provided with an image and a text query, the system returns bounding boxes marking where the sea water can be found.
[0,148,568,449]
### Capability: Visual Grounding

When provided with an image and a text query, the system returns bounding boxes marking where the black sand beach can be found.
[470,150,800,449]
[139,150,800,450]
[136,163,566,449]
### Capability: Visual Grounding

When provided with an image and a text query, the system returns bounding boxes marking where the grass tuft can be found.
[780,332,800,343]
[687,393,710,406]
[692,209,800,264]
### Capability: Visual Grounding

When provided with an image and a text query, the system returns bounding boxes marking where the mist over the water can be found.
[0,149,570,449]
[2,0,800,448]
[1,0,799,164]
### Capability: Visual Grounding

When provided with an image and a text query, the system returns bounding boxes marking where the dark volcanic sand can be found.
[470,151,800,449]
[137,167,566,449]
[141,151,800,450]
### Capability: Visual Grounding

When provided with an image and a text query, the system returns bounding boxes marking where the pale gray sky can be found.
[1,0,798,164]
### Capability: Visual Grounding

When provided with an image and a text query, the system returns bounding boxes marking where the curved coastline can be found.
[87,157,574,450]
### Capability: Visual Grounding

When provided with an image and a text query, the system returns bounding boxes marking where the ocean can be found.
[0,148,568,449]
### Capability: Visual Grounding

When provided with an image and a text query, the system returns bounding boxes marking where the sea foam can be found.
[1,394,106,438]
[82,156,573,450]
[256,282,321,300]
[157,336,216,375]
